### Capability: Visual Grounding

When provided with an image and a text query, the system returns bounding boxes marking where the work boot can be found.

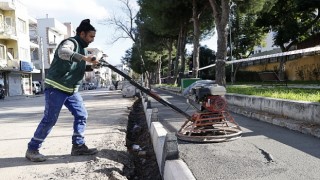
[25,149,47,162]
[71,144,98,156]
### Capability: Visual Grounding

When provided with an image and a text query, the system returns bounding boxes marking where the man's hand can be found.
[82,56,99,64]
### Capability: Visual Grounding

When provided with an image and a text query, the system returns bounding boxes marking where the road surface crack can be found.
[254,145,274,163]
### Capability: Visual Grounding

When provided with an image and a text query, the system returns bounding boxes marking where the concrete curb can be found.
[225,93,320,125]
[140,93,196,180]
[228,104,320,138]
[164,160,196,180]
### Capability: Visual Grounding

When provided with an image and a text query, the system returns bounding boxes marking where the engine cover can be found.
[193,85,226,102]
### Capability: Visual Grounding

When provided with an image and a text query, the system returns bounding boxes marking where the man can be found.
[26,19,100,162]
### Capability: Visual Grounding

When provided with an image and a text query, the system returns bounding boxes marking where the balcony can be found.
[2,58,19,71]
[48,41,58,49]
[0,59,7,68]
[0,22,17,40]
[30,41,39,48]
[0,0,16,11]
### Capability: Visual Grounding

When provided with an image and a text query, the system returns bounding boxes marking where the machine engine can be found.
[183,80,227,112]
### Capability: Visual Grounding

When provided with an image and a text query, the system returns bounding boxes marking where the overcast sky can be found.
[20,0,216,65]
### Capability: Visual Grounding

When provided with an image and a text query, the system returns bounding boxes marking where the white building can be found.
[252,31,282,57]
[31,17,75,84]
[37,17,68,69]
[0,0,39,96]
[86,49,112,88]
[113,63,129,82]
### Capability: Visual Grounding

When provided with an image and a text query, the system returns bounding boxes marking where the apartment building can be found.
[0,0,39,96]
[0,1,105,95]
[31,17,74,83]
[86,48,111,88]
[113,63,129,82]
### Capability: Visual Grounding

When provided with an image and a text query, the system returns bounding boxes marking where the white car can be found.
[32,81,41,94]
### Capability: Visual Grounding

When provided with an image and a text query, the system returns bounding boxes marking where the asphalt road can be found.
[150,88,320,180]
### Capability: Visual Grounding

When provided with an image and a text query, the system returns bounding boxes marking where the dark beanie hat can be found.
[76,19,96,35]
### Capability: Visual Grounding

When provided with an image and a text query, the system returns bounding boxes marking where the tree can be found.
[101,0,152,86]
[189,46,216,79]
[191,0,215,78]
[228,0,267,82]
[208,0,230,86]
[138,0,193,85]
[256,0,320,79]
[256,0,320,51]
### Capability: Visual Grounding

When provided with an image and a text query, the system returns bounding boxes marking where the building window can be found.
[7,48,14,58]
[31,49,39,60]
[0,14,3,32]
[0,45,5,60]
[19,47,28,60]
[5,17,12,26]
[18,18,26,33]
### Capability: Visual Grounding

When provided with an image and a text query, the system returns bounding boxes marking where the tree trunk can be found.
[179,27,187,75]
[173,26,183,84]
[139,53,150,88]
[156,56,162,84]
[167,39,173,78]
[278,56,286,80]
[208,0,230,86]
[192,0,200,78]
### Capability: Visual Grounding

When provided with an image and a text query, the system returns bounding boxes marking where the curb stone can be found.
[140,92,196,180]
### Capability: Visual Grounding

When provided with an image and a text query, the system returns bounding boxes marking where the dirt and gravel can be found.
[0,89,160,180]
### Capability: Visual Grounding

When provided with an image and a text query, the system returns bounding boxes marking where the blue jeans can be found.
[28,88,88,150]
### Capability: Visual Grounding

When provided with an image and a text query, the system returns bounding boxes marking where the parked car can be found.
[32,81,41,94]
[88,83,97,90]
[0,84,5,99]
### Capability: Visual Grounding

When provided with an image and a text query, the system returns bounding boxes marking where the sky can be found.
[21,0,217,65]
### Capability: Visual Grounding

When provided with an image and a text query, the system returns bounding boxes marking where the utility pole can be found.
[39,37,45,92]
[229,2,236,84]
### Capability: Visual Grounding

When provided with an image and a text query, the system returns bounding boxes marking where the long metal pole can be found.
[99,60,191,120]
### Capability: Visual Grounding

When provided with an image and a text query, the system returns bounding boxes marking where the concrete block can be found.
[151,108,159,122]
[161,133,179,174]
[150,122,168,172]
[146,109,153,129]
[163,160,196,180]
[147,100,151,108]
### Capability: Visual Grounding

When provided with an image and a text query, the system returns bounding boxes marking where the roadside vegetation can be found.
[227,85,320,103]
[156,83,320,103]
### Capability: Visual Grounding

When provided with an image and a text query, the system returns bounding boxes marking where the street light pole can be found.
[39,37,45,92]
[229,2,236,84]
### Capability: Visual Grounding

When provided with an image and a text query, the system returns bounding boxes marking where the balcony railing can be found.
[0,22,17,37]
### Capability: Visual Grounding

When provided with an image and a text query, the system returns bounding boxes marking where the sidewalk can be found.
[1,94,43,101]
[0,89,135,180]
